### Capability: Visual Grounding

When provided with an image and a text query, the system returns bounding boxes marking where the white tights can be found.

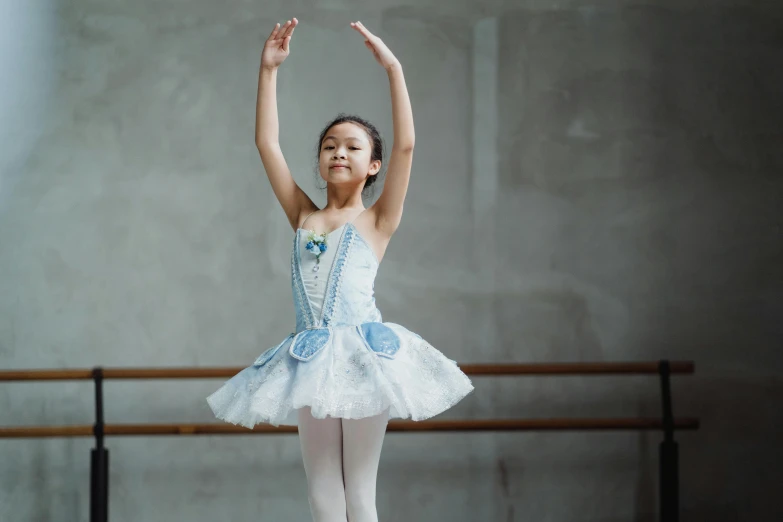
[297,406,389,522]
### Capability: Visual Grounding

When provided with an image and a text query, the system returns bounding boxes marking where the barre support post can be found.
[90,367,109,522]
[658,360,679,522]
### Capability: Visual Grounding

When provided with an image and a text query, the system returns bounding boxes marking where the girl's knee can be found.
[344,484,377,520]
[307,482,346,520]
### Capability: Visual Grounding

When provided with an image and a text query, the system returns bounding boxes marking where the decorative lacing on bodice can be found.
[323,224,360,327]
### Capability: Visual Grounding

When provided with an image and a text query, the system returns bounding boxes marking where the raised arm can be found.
[256,18,317,230]
[351,22,415,237]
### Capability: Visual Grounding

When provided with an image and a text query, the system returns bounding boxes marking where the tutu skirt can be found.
[206,322,474,427]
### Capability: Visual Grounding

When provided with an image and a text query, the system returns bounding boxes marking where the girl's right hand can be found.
[261,18,298,70]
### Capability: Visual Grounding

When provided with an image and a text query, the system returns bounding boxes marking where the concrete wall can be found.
[1,1,780,521]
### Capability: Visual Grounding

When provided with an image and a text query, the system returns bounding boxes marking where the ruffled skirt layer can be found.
[206,322,474,427]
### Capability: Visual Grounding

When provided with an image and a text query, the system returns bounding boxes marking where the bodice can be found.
[291,222,382,333]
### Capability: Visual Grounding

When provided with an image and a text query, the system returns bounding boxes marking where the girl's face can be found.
[319,122,380,187]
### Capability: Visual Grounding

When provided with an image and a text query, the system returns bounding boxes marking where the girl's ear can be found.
[370,159,382,175]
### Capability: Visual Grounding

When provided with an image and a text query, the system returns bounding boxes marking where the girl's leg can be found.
[341,410,389,522]
[298,407,348,522]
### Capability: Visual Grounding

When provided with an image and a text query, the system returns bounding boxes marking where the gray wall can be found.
[1,1,781,521]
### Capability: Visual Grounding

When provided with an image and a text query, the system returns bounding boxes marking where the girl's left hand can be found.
[351,21,400,70]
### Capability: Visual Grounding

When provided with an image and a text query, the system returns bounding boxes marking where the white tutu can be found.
[206,322,474,427]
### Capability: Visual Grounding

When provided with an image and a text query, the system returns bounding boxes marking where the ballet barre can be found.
[0,360,697,522]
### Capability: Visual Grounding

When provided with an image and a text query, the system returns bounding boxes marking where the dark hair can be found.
[315,113,385,198]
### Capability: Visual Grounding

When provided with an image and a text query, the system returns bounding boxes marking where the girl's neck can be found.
[322,203,365,213]
[324,182,365,211]
[321,196,365,213]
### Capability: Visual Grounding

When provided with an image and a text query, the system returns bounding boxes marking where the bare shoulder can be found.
[352,206,399,263]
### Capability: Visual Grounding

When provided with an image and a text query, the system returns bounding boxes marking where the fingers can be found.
[350,21,367,36]
[269,18,297,42]
[268,22,281,41]
[350,21,374,39]
[282,18,298,40]
[283,19,297,52]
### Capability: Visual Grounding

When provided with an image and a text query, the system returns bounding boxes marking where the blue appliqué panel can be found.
[359,322,401,359]
[289,328,332,361]
[253,334,294,367]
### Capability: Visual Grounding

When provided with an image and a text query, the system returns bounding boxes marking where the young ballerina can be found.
[207,18,474,522]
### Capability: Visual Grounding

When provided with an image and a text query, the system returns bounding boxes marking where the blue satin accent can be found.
[289,328,332,361]
[253,334,294,367]
[359,322,401,359]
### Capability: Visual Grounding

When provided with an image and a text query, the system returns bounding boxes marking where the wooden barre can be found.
[0,361,695,381]
[0,418,700,438]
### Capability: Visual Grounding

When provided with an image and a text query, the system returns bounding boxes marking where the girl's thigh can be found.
[341,410,389,485]
[298,407,345,485]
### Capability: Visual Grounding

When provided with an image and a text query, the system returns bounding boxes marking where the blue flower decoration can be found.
[305,230,329,261]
